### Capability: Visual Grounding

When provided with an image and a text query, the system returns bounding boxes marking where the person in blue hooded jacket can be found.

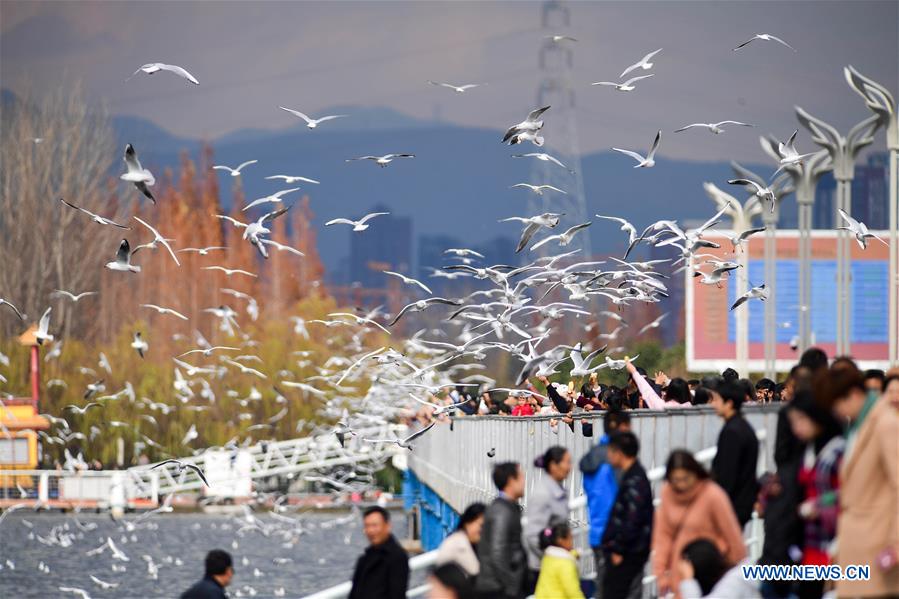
[579,408,631,597]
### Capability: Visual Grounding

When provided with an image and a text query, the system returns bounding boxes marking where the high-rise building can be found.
[813,152,888,229]
[348,205,412,288]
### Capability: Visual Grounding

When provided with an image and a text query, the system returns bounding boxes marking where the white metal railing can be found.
[306,421,768,599]
[126,423,406,498]
[0,424,406,508]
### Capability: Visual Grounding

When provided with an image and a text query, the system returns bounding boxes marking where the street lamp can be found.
[844,66,898,366]
[795,106,879,357]
[703,182,763,377]
[759,139,832,356]
[731,162,795,378]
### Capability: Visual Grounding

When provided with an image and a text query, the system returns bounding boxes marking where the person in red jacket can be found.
[512,394,536,416]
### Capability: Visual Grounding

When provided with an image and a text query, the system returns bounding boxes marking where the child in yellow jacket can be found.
[535,523,585,599]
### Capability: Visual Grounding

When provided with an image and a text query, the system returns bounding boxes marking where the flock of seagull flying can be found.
[0,25,890,599]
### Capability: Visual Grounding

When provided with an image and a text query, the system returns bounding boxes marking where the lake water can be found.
[0,510,410,598]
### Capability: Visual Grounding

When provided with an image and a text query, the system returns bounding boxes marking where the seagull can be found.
[591,74,653,92]
[569,344,609,376]
[838,208,888,249]
[133,217,180,266]
[35,307,53,345]
[224,359,266,379]
[510,183,567,195]
[674,121,754,135]
[619,48,663,78]
[345,154,414,167]
[265,175,320,185]
[259,239,305,257]
[773,130,817,175]
[179,346,239,358]
[405,393,470,416]
[0,299,25,321]
[89,575,119,590]
[181,424,198,445]
[694,264,741,286]
[444,248,485,259]
[731,284,769,310]
[545,34,578,43]
[65,402,101,416]
[58,199,130,229]
[140,304,188,320]
[362,421,436,450]
[600,354,639,371]
[127,62,199,84]
[151,459,210,487]
[727,226,767,251]
[243,188,300,211]
[327,313,391,335]
[500,212,563,253]
[637,312,669,335]
[529,222,592,251]
[178,246,227,256]
[121,144,155,203]
[389,298,463,326]
[325,212,389,231]
[213,160,257,177]
[131,332,148,358]
[427,80,485,93]
[502,106,550,144]
[59,587,93,599]
[612,130,661,168]
[202,266,257,278]
[384,271,433,294]
[51,290,97,303]
[733,34,796,52]
[728,178,778,212]
[511,152,574,173]
[594,215,638,247]
[279,106,347,129]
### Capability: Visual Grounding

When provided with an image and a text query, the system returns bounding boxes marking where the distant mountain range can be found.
[4,88,800,277]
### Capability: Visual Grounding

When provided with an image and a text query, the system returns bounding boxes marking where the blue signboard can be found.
[727,260,888,343]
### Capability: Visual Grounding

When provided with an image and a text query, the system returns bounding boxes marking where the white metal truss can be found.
[124,423,406,497]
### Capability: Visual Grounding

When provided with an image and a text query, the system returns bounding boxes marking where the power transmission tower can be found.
[526,0,590,259]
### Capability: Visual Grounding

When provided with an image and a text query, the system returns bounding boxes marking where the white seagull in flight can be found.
[59,198,130,229]
[133,216,180,266]
[612,130,661,168]
[243,188,300,211]
[266,175,320,185]
[384,271,433,294]
[733,34,796,52]
[427,80,485,93]
[325,212,389,231]
[140,304,188,320]
[279,106,347,129]
[511,152,574,173]
[127,63,199,85]
[213,160,257,177]
[674,121,754,135]
[510,183,567,196]
[592,74,653,92]
[619,48,663,78]
[838,208,888,250]
[121,144,155,203]
[346,154,415,167]
[105,239,140,273]
[36,307,54,345]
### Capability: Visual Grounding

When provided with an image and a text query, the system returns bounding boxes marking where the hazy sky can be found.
[2,1,897,162]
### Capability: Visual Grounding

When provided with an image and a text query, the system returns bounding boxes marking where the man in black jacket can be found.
[349,506,409,599]
[476,462,526,599]
[601,431,653,599]
[181,549,232,599]
[710,380,760,527]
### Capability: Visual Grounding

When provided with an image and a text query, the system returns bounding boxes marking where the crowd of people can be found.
[180,348,898,599]
[360,348,896,599]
